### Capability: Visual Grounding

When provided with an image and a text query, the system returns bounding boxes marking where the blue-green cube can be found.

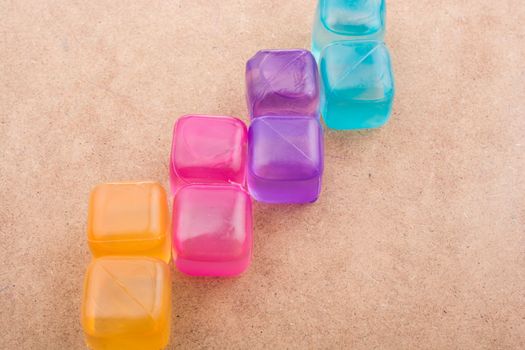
[312,0,386,60]
[320,40,394,130]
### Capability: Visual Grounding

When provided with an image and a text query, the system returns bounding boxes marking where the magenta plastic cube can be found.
[246,49,320,119]
[169,115,248,195]
[172,184,253,276]
[247,116,324,203]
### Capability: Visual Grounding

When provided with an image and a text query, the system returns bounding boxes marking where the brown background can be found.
[1,0,524,349]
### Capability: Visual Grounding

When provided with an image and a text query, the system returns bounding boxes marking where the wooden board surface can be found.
[1,1,524,349]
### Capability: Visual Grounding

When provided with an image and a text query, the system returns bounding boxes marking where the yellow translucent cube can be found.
[81,257,171,349]
[87,182,171,262]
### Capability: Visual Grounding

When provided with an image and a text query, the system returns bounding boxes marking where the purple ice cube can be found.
[246,49,320,120]
[247,116,324,203]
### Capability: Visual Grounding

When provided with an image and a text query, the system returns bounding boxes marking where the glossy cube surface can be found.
[248,116,324,203]
[169,115,247,194]
[246,49,320,119]
[87,182,171,262]
[320,40,394,129]
[312,0,385,59]
[81,257,171,350]
[172,184,253,276]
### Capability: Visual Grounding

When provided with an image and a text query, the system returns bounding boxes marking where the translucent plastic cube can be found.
[81,257,171,350]
[320,40,394,129]
[312,0,386,59]
[87,182,171,262]
[247,116,324,203]
[172,184,253,276]
[169,115,247,194]
[245,49,320,119]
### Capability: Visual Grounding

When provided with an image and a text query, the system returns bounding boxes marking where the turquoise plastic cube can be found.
[319,40,394,130]
[312,0,386,60]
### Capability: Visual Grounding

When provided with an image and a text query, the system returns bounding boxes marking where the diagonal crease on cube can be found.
[260,119,319,169]
[99,265,156,323]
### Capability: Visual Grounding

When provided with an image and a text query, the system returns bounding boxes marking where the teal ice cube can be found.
[312,0,386,60]
[320,40,394,130]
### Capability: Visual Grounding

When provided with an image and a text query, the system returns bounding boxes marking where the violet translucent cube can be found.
[247,116,324,203]
[246,49,320,119]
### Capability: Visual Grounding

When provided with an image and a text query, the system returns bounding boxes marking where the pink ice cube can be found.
[169,115,248,195]
[172,184,253,277]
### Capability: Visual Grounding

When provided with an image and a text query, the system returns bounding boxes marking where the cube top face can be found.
[88,182,169,250]
[82,257,171,347]
[246,49,320,119]
[321,0,385,36]
[172,184,253,276]
[248,117,323,182]
[320,40,394,102]
[170,115,247,190]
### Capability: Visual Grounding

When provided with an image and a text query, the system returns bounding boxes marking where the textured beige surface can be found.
[1,1,524,349]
